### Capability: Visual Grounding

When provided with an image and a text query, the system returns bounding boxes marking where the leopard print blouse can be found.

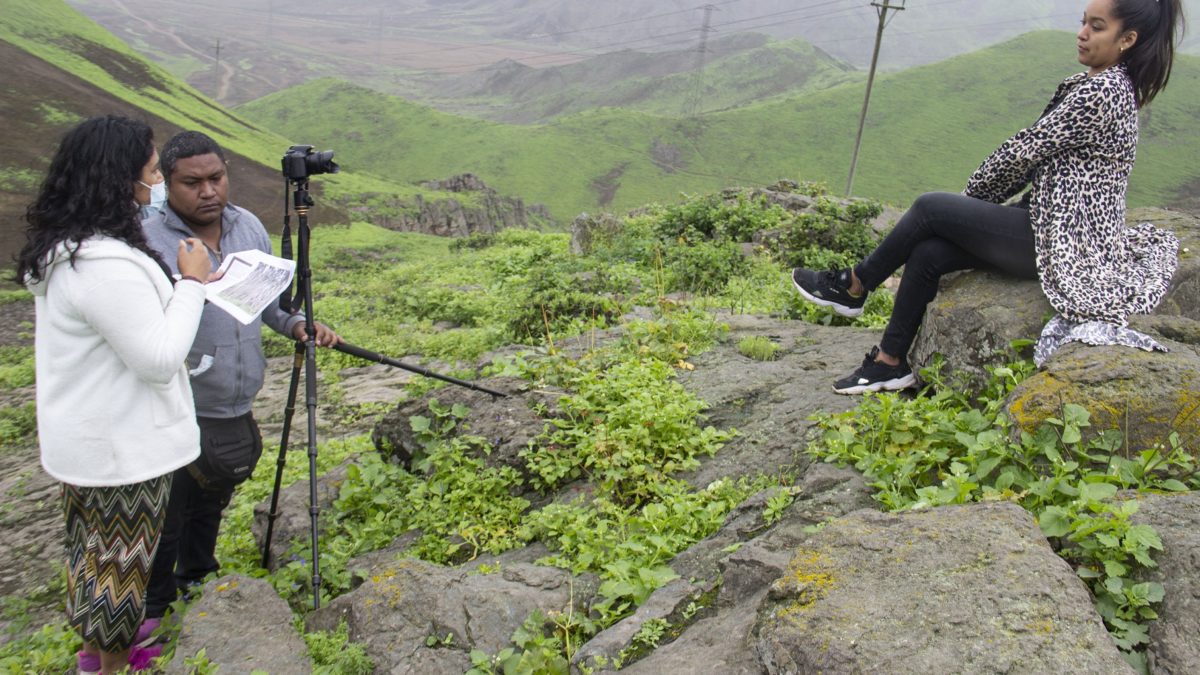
[964,64,1179,330]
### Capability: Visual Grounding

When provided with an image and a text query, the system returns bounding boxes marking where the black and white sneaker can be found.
[791,267,865,317]
[833,346,917,395]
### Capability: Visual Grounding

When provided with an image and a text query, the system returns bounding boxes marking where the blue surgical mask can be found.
[138,179,167,218]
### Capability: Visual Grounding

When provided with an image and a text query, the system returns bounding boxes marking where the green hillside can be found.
[427,34,860,123]
[0,0,483,258]
[0,0,286,168]
[238,31,1200,219]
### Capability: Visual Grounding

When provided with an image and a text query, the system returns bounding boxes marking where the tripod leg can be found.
[261,341,305,568]
[303,333,322,609]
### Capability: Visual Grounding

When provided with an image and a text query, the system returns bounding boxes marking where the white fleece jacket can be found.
[27,236,206,487]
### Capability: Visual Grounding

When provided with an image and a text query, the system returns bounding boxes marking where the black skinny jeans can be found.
[853,192,1039,359]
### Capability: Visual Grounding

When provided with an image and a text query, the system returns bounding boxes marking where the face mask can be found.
[138,179,167,217]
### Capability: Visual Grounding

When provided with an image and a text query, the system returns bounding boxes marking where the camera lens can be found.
[305,150,339,176]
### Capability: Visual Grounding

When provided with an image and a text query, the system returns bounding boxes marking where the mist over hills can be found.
[429,33,861,122]
[66,0,1200,108]
[5,0,1198,262]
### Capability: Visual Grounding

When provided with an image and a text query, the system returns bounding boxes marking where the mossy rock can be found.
[1004,336,1200,451]
[909,271,1050,392]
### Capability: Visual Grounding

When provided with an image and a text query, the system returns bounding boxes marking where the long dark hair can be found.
[1114,0,1187,107]
[14,115,163,284]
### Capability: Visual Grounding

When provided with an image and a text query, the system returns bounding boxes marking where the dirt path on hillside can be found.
[108,0,234,100]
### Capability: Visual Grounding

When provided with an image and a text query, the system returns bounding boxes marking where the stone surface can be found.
[339,172,553,237]
[305,558,588,673]
[909,270,1048,390]
[754,502,1132,675]
[1130,492,1200,675]
[616,465,876,674]
[573,578,705,672]
[676,313,881,489]
[165,575,311,675]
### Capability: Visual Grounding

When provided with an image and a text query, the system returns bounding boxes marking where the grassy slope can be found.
[238,31,1200,219]
[0,0,478,238]
[0,0,285,166]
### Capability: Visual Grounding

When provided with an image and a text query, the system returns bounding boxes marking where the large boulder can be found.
[165,575,312,674]
[1004,319,1200,451]
[754,502,1132,674]
[370,376,559,487]
[305,558,588,674]
[252,458,354,570]
[1130,492,1200,674]
[908,270,1048,389]
[910,208,1200,392]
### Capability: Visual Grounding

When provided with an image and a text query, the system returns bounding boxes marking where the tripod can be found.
[259,174,507,609]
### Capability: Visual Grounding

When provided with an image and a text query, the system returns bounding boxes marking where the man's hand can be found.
[291,321,344,347]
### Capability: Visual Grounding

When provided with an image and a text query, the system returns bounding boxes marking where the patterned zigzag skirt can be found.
[61,474,171,652]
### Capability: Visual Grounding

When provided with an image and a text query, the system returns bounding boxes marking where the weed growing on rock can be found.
[737,335,780,361]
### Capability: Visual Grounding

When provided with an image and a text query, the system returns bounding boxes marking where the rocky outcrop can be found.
[1131,492,1200,674]
[673,314,879,489]
[305,557,594,674]
[1004,325,1200,451]
[570,212,627,255]
[581,464,876,673]
[166,575,312,674]
[97,206,1198,673]
[338,173,554,237]
[754,503,1131,674]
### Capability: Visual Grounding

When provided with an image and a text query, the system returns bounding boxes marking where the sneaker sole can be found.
[833,372,917,395]
[791,276,864,318]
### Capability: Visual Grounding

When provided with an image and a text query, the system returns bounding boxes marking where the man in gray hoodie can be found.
[140,131,340,635]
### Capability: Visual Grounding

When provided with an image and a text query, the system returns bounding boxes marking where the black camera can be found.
[281,144,339,181]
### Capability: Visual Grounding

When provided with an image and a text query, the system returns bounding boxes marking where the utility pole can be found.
[213,38,222,97]
[845,0,904,197]
[684,4,718,117]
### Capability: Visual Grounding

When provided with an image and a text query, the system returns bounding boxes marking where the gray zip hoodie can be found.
[142,204,303,418]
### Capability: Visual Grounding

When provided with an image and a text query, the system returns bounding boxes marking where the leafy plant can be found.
[305,621,374,674]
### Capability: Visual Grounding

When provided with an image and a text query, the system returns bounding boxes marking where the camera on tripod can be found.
[281,144,339,181]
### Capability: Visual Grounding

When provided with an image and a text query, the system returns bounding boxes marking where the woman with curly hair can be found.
[791,0,1186,394]
[15,115,212,673]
